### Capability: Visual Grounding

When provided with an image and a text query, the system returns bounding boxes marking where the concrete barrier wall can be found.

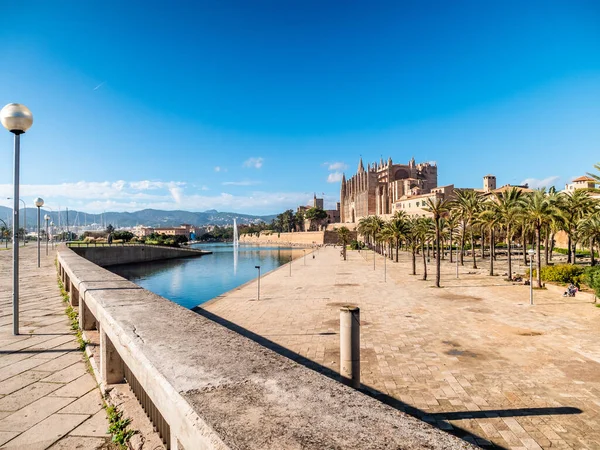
[68,244,207,267]
[57,245,474,450]
[239,230,355,246]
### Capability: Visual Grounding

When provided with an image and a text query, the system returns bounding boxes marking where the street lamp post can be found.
[35,198,44,268]
[6,198,26,245]
[303,249,306,265]
[1,103,34,336]
[384,249,387,282]
[289,255,292,277]
[528,249,535,305]
[255,265,261,301]
[44,215,50,255]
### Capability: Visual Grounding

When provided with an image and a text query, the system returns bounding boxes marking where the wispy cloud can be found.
[214,166,222,172]
[93,81,106,91]
[0,180,311,215]
[327,172,343,183]
[520,176,561,189]
[222,180,261,186]
[243,157,264,169]
[325,161,348,171]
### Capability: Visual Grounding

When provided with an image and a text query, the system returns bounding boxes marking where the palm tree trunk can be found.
[550,232,555,261]
[522,233,527,265]
[536,227,542,288]
[481,228,486,259]
[544,228,549,266]
[449,233,453,263]
[471,229,477,269]
[395,239,399,262]
[411,247,416,275]
[507,226,513,281]
[567,234,572,263]
[489,228,494,276]
[590,237,595,266]
[460,224,465,266]
[435,223,441,287]
[422,243,427,281]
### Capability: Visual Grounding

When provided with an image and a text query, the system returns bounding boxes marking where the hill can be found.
[0,206,276,229]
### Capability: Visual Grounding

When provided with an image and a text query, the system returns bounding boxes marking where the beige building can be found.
[393,185,455,218]
[564,175,597,193]
[340,157,438,223]
[133,224,196,238]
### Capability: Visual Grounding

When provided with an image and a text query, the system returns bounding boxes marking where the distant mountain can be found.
[0,206,276,229]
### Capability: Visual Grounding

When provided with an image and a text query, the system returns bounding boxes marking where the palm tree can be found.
[478,201,500,276]
[446,213,459,263]
[453,189,482,269]
[406,218,420,275]
[494,187,524,281]
[385,212,409,262]
[579,213,600,266]
[545,186,562,264]
[337,226,351,261]
[415,217,433,281]
[424,197,450,287]
[558,190,594,263]
[357,216,373,249]
[523,189,561,287]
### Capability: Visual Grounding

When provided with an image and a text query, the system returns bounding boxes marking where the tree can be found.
[337,226,351,260]
[385,211,409,262]
[523,189,561,287]
[424,196,450,287]
[494,187,525,281]
[478,201,500,276]
[304,207,328,231]
[112,230,135,242]
[106,224,115,235]
[445,213,460,263]
[558,190,594,263]
[579,213,600,266]
[405,217,420,276]
[452,190,482,269]
[415,217,433,281]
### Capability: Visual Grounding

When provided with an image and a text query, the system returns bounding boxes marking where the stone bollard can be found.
[340,306,360,388]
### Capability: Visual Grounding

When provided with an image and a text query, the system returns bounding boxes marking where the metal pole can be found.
[45,219,49,255]
[303,250,306,265]
[21,199,25,246]
[340,306,360,388]
[37,206,41,268]
[373,247,376,270]
[12,134,20,335]
[289,256,292,277]
[255,266,261,300]
[529,255,533,306]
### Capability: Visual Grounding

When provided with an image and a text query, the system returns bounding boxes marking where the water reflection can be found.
[110,243,299,309]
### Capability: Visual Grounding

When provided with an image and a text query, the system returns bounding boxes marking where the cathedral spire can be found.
[358,157,364,172]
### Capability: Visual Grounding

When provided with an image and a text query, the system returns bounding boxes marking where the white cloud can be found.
[520,176,561,189]
[327,172,344,183]
[222,180,261,186]
[243,157,264,169]
[0,180,312,215]
[214,166,221,172]
[326,162,348,171]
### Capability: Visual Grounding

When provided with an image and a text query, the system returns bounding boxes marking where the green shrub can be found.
[584,266,600,297]
[350,240,365,250]
[527,264,585,285]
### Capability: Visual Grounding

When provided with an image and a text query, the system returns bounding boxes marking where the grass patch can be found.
[55,259,136,447]
[105,404,137,448]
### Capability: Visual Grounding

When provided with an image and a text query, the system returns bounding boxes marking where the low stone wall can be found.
[240,230,355,246]
[56,245,473,450]
[68,244,209,267]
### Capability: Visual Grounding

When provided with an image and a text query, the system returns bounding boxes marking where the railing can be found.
[66,241,205,253]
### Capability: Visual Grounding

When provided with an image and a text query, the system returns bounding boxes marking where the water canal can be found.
[110,243,301,309]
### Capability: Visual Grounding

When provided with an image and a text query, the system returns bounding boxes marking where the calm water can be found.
[110,243,299,309]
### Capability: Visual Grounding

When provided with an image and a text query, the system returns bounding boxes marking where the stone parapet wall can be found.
[239,231,356,246]
[56,245,474,450]
[68,244,208,267]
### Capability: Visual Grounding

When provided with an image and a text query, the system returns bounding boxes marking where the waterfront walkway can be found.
[0,245,111,449]
[202,247,600,449]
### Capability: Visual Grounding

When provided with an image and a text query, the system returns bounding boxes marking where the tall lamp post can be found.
[35,198,44,268]
[528,249,535,305]
[6,198,26,245]
[44,215,50,255]
[1,103,34,336]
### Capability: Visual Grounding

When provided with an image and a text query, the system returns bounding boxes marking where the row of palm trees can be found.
[357,186,599,288]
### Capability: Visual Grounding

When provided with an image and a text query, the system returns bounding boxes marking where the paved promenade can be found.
[202,247,600,449]
[0,245,111,449]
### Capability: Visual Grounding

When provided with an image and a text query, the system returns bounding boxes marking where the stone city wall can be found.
[239,230,348,246]
[56,245,474,450]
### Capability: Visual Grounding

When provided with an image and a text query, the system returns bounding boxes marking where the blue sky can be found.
[0,1,599,215]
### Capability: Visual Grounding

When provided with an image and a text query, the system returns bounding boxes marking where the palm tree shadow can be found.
[193,306,505,448]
